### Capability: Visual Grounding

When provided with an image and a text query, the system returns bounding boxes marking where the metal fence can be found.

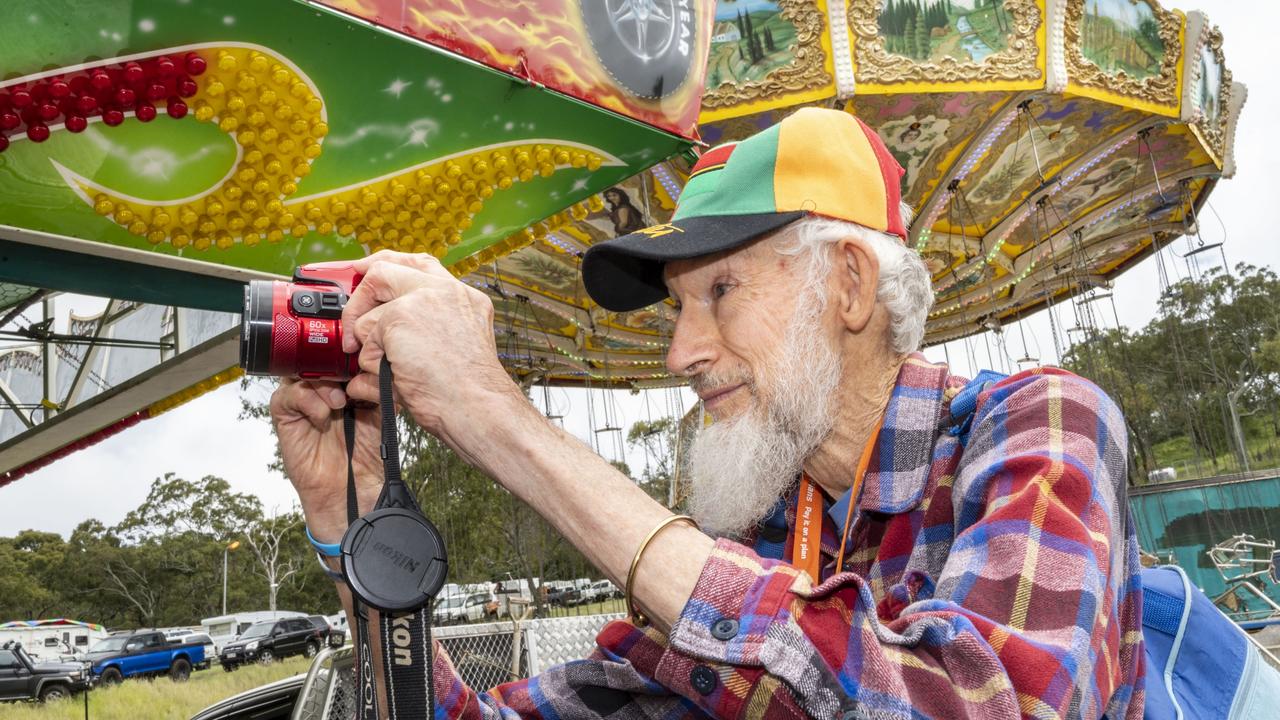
[294,614,623,720]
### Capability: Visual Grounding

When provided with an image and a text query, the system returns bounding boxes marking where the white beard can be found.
[685,292,843,538]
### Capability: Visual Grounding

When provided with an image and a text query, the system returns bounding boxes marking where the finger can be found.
[345,371,380,406]
[349,249,452,279]
[341,262,435,352]
[351,303,389,350]
[271,380,341,430]
[346,372,407,414]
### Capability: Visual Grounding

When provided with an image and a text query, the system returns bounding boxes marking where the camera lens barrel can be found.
[241,280,276,376]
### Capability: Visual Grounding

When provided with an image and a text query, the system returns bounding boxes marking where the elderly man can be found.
[272,108,1144,719]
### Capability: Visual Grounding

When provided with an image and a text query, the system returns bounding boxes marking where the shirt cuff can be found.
[648,538,809,718]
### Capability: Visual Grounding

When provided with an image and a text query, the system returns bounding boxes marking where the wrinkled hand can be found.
[337,251,524,461]
[269,379,384,543]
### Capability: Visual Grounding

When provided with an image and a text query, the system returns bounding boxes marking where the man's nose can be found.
[665,307,718,377]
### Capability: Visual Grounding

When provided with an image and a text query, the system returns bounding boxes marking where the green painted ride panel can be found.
[0,0,691,302]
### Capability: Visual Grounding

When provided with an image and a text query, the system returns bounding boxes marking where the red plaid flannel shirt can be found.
[429,355,1145,719]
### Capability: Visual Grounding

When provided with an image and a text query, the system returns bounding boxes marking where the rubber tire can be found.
[169,657,192,682]
[222,664,235,672]
[258,648,275,664]
[39,683,70,702]
[99,667,123,686]
[303,640,319,658]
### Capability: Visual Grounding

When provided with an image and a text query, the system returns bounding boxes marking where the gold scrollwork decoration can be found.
[1063,0,1180,108]
[849,0,1042,85]
[1194,25,1232,162]
[701,0,832,110]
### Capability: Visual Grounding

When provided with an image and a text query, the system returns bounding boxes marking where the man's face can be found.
[664,231,844,536]
[665,234,805,420]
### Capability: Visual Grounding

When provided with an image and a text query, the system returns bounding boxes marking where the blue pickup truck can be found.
[84,630,203,684]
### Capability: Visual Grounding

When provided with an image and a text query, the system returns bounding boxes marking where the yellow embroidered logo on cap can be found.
[635,223,685,238]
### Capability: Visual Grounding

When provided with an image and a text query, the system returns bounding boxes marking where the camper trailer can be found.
[0,619,109,661]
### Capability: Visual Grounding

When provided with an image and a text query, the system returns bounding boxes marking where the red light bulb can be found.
[11,89,32,108]
[37,103,60,121]
[147,83,167,101]
[102,109,124,126]
[114,87,136,107]
[48,80,71,98]
[184,53,207,76]
[166,98,188,119]
[156,56,177,77]
[65,115,88,133]
[0,112,19,130]
[177,78,198,98]
[135,103,157,122]
[90,70,112,90]
[26,123,50,142]
[123,62,144,84]
[76,95,97,115]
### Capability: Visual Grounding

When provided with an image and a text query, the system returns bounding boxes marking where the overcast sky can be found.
[1,3,1275,539]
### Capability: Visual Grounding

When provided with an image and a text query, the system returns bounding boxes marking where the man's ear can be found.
[834,236,879,334]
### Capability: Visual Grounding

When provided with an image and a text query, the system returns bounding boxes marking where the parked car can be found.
[306,615,345,648]
[432,592,493,625]
[200,611,308,654]
[543,581,581,607]
[181,633,217,670]
[0,642,91,703]
[84,630,203,684]
[218,617,324,671]
[584,580,620,602]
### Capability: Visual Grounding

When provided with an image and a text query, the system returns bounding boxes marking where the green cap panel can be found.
[673,124,781,220]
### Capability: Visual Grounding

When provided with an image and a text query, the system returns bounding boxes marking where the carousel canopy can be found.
[0,0,1246,480]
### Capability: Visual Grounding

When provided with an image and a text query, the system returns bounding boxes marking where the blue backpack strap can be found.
[947,369,1008,447]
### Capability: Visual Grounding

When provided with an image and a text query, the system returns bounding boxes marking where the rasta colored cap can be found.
[582,107,908,312]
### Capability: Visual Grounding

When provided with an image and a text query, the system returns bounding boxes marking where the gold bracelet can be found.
[626,514,700,627]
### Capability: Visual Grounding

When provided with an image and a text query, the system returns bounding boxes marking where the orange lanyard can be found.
[790,416,884,582]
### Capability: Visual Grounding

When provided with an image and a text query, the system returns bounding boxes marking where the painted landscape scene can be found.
[1080,0,1164,79]
[878,0,1013,64]
[705,0,800,89]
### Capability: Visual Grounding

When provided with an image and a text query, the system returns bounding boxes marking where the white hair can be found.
[775,204,933,353]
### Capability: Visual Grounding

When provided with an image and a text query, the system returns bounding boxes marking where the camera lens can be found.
[240,281,275,375]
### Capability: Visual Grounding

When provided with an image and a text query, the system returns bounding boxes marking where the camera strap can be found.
[340,357,448,720]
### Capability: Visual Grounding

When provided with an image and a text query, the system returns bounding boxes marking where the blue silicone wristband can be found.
[306,526,343,558]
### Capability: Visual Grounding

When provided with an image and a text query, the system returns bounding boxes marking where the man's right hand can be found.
[269,379,384,543]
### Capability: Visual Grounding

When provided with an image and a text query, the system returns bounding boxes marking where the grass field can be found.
[0,656,310,720]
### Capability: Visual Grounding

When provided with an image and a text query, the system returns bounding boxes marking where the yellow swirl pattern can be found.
[70,45,611,272]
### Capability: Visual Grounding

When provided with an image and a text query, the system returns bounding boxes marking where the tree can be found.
[243,511,304,612]
[1062,263,1280,483]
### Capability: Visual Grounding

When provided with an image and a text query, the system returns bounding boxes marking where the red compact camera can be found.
[240,263,363,380]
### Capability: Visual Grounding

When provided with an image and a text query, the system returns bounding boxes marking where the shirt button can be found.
[690,665,717,695]
[710,618,739,640]
[840,709,860,720]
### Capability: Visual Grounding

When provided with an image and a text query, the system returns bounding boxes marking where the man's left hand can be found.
[337,251,526,456]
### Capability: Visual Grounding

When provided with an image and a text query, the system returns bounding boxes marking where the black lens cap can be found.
[340,508,447,612]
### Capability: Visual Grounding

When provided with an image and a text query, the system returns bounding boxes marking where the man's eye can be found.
[712,283,731,298]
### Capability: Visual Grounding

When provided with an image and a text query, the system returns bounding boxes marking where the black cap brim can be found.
[581,211,805,312]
